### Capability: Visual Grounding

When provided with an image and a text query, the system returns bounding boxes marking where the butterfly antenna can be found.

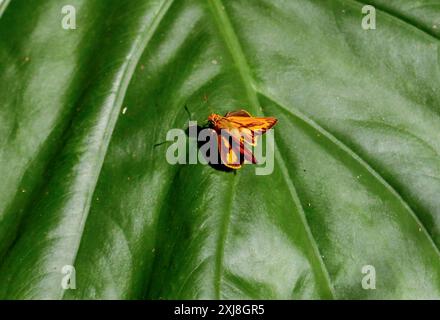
[153,141,169,148]
[184,105,192,121]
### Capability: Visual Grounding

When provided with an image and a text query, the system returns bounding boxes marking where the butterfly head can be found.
[208,113,221,126]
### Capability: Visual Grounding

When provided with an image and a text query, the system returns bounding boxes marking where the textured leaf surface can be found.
[0,0,440,299]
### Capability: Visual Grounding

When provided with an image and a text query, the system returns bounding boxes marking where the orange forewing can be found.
[208,110,277,169]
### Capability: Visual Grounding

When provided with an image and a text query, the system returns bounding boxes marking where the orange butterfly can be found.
[207,110,277,169]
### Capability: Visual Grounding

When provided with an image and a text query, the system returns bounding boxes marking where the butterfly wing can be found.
[213,110,277,169]
[225,115,277,147]
[218,129,256,169]
[225,110,252,117]
[225,116,277,134]
[218,133,241,169]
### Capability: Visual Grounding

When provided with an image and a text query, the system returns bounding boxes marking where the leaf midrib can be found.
[214,175,237,299]
[208,0,336,298]
[0,0,10,18]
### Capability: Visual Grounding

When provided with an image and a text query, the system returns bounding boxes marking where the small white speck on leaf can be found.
[211,59,218,65]
[122,107,127,114]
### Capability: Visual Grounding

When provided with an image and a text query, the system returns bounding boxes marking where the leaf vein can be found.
[258,89,440,259]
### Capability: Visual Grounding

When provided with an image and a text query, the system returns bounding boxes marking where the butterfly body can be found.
[207,110,277,169]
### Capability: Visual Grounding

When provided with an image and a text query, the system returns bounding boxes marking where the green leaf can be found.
[1,0,440,299]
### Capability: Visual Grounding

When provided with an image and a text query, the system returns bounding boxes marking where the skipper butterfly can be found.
[207,110,277,169]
